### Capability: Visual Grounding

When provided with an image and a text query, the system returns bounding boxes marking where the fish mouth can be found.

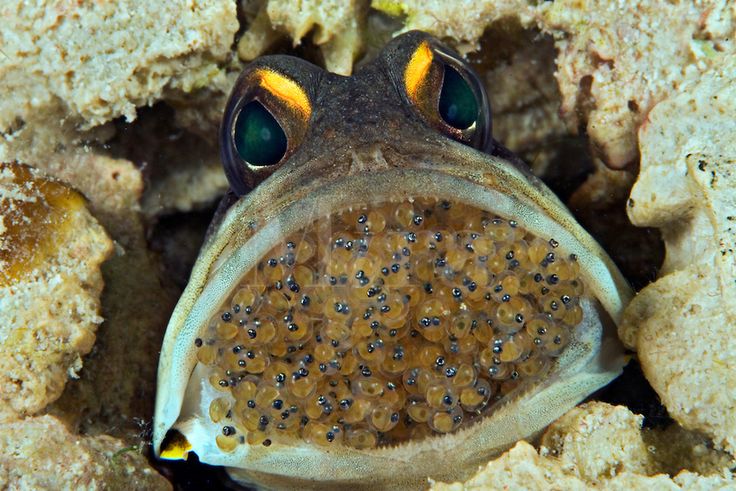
[155,162,629,454]
[189,194,589,451]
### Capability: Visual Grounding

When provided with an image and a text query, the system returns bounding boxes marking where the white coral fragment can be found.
[621,57,736,454]
[431,403,734,490]
[0,1,237,129]
[537,0,735,168]
[238,0,366,75]
[0,163,112,420]
[372,0,535,53]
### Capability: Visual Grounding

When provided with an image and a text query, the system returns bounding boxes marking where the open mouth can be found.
[192,197,587,451]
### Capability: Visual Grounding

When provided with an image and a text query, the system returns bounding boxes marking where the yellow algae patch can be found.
[0,162,112,419]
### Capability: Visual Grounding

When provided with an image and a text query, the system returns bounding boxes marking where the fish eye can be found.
[220,65,314,195]
[233,101,288,166]
[438,64,478,131]
[402,40,492,152]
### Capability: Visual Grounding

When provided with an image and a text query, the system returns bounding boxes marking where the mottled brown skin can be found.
[154,31,632,490]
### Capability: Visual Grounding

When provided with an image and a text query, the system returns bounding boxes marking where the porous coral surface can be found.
[0,163,112,420]
[538,0,734,169]
[239,0,367,75]
[621,56,736,455]
[432,403,734,490]
[0,0,237,128]
[0,415,171,490]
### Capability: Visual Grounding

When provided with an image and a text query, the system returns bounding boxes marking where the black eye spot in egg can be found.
[234,101,287,166]
[438,65,478,130]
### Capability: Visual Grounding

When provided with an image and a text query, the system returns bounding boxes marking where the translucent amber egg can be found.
[193,199,585,449]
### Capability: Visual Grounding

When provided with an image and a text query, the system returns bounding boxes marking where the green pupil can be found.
[438,65,477,130]
[234,101,287,166]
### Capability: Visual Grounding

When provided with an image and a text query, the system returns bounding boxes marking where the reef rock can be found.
[432,402,734,490]
[621,57,736,454]
[0,415,170,490]
[0,162,112,419]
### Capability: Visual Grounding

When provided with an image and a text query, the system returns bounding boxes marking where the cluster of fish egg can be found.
[195,199,585,451]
